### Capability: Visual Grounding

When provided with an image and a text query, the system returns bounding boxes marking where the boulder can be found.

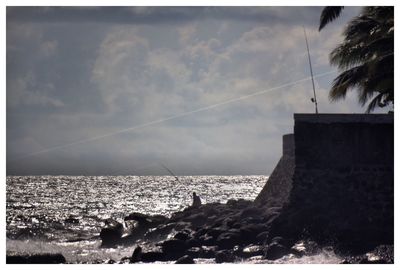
[215,250,235,263]
[216,232,241,249]
[239,207,263,219]
[256,231,269,244]
[198,235,215,246]
[264,242,290,260]
[241,245,264,258]
[140,251,166,263]
[7,253,66,264]
[144,223,175,241]
[183,213,207,227]
[174,232,190,241]
[130,246,142,263]
[186,237,201,248]
[239,224,267,243]
[100,221,123,247]
[175,255,195,264]
[160,239,188,259]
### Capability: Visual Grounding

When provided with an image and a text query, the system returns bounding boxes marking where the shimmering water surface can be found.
[6,175,268,263]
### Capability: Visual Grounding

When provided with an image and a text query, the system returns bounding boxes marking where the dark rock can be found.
[175,255,195,264]
[240,207,263,219]
[130,246,142,263]
[215,250,235,263]
[174,232,190,241]
[193,227,208,239]
[7,253,66,264]
[241,245,264,258]
[239,224,267,244]
[290,240,319,257]
[264,242,290,260]
[183,213,207,227]
[256,231,269,244]
[206,228,225,239]
[65,216,79,224]
[161,239,187,254]
[186,237,201,247]
[124,212,168,228]
[201,246,218,258]
[199,235,215,246]
[174,221,192,231]
[140,251,166,263]
[100,221,123,247]
[144,223,175,241]
[216,232,241,249]
[186,247,202,258]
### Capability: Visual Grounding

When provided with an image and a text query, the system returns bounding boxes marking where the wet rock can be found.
[186,247,202,258]
[7,253,66,264]
[239,224,267,244]
[199,235,215,246]
[343,244,394,264]
[131,245,167,263]
[290,240,319,257]
[175,255,195,264]
[174,221,192,231]
[241,245,264,258]
[64,216,79,224]
[201,246,218,258]
[193,227,209,239]
[100,221,123,247]
[140,251,166,263]
[130,246,142,263]
[256,231,269,244]
[206,228,225,239]
[183,213,207,227]
[186,237,201,247]
[263,242,290,260]
[215,250,235,263]
[240,206,263,219]
[124,212,167,228]
[216,232,241,249]
[144,223,175,241]
[174,232,190,241]
[160,239,188,259]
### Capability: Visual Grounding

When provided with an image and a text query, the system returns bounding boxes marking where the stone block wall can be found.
[258,114,394,250]
[254,134,294,208]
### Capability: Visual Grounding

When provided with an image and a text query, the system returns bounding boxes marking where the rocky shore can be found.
[6,198,394,264]
[96,198,393,264]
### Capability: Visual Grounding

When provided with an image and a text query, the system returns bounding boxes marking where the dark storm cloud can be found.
[7,6,322,25]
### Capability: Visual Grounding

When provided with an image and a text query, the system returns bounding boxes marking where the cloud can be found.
[8,71,64,108]
[7,6,374,175]
[7,6,323,25]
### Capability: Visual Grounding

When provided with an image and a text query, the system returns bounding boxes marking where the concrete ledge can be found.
[294,113,393,124]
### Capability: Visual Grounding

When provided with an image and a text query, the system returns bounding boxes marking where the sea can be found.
[6,175,342,264]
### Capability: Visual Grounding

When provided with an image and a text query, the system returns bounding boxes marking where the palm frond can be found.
[319,6,344,31]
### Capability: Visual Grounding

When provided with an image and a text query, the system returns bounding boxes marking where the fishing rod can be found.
[303,26,319,114]
[160,163,179,181]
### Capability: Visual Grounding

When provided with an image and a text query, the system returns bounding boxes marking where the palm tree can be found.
[319,6,344,31]
[319,6,394,112]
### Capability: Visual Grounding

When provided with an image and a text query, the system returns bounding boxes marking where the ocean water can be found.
[6,175,265,263]
[6,175,342,264]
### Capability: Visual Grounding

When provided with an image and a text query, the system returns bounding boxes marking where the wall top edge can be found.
[294,113,393,124]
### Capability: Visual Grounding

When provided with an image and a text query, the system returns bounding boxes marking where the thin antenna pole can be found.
[303,27,318,114]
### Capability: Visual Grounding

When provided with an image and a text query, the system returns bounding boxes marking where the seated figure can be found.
[192,192,202,207]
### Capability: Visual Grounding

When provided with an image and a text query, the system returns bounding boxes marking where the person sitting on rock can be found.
[192,192,202,207]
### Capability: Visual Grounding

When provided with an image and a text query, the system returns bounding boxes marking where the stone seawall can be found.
[254,134,294,208]
[257,113,394,252]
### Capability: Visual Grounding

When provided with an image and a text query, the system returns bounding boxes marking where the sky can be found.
[6,6,388,176]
